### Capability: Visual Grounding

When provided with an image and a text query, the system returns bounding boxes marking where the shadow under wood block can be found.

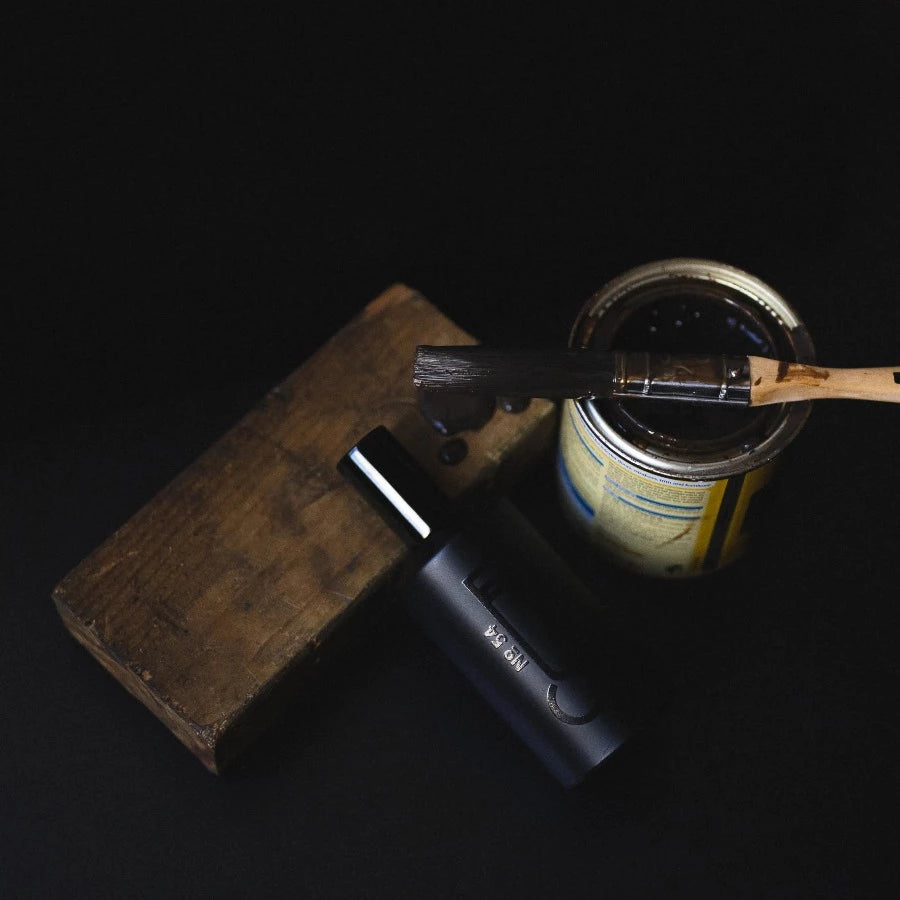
[52,283,558,773]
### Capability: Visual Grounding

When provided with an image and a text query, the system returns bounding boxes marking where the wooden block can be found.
[52,284,557,773]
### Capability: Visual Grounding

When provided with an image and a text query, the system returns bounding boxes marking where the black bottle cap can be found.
[337,425,454,547]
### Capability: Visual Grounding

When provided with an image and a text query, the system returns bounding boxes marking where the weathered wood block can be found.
[53,284,557,773]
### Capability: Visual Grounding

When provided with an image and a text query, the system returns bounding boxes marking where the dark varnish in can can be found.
[557,258,815,578]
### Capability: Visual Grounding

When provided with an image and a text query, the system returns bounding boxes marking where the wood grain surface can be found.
[52,284,557,773]
[748,356,900,405]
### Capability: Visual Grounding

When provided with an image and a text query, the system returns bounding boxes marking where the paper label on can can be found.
[557,400,770,577]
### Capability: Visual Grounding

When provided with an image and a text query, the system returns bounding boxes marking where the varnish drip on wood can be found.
[416,387,496,435]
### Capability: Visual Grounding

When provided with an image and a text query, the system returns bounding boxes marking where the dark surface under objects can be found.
[6,8,900,899]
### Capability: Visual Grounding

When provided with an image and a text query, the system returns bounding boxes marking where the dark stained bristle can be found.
[413,345,618,399]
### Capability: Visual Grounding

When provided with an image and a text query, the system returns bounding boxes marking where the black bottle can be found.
[337,425,634,788]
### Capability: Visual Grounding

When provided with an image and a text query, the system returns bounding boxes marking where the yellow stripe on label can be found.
[719,461,777,568]
[689,477,728,574]
[557,399,781,577]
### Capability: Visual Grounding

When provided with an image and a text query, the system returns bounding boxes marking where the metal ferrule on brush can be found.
[612,352,752,405]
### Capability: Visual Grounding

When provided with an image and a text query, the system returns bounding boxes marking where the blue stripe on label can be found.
[603,475,704,511]
[567,405,605,468]
[601,485,701,520]
[557,451,595,518]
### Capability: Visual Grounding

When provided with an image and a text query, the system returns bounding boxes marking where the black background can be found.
[5,5,900,899]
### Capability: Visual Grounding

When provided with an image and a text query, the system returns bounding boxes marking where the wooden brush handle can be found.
[749,357,900,406]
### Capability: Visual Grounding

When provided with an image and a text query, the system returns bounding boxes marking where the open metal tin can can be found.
[557,258,816,578]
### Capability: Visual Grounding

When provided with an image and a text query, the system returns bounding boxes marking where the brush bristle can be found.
[413,346,504,391]
[413,345,616,398]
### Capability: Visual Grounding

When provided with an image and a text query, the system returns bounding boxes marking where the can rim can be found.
[571,258,816,480]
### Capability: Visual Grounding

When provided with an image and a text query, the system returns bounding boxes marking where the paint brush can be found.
[413,345,900,407]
